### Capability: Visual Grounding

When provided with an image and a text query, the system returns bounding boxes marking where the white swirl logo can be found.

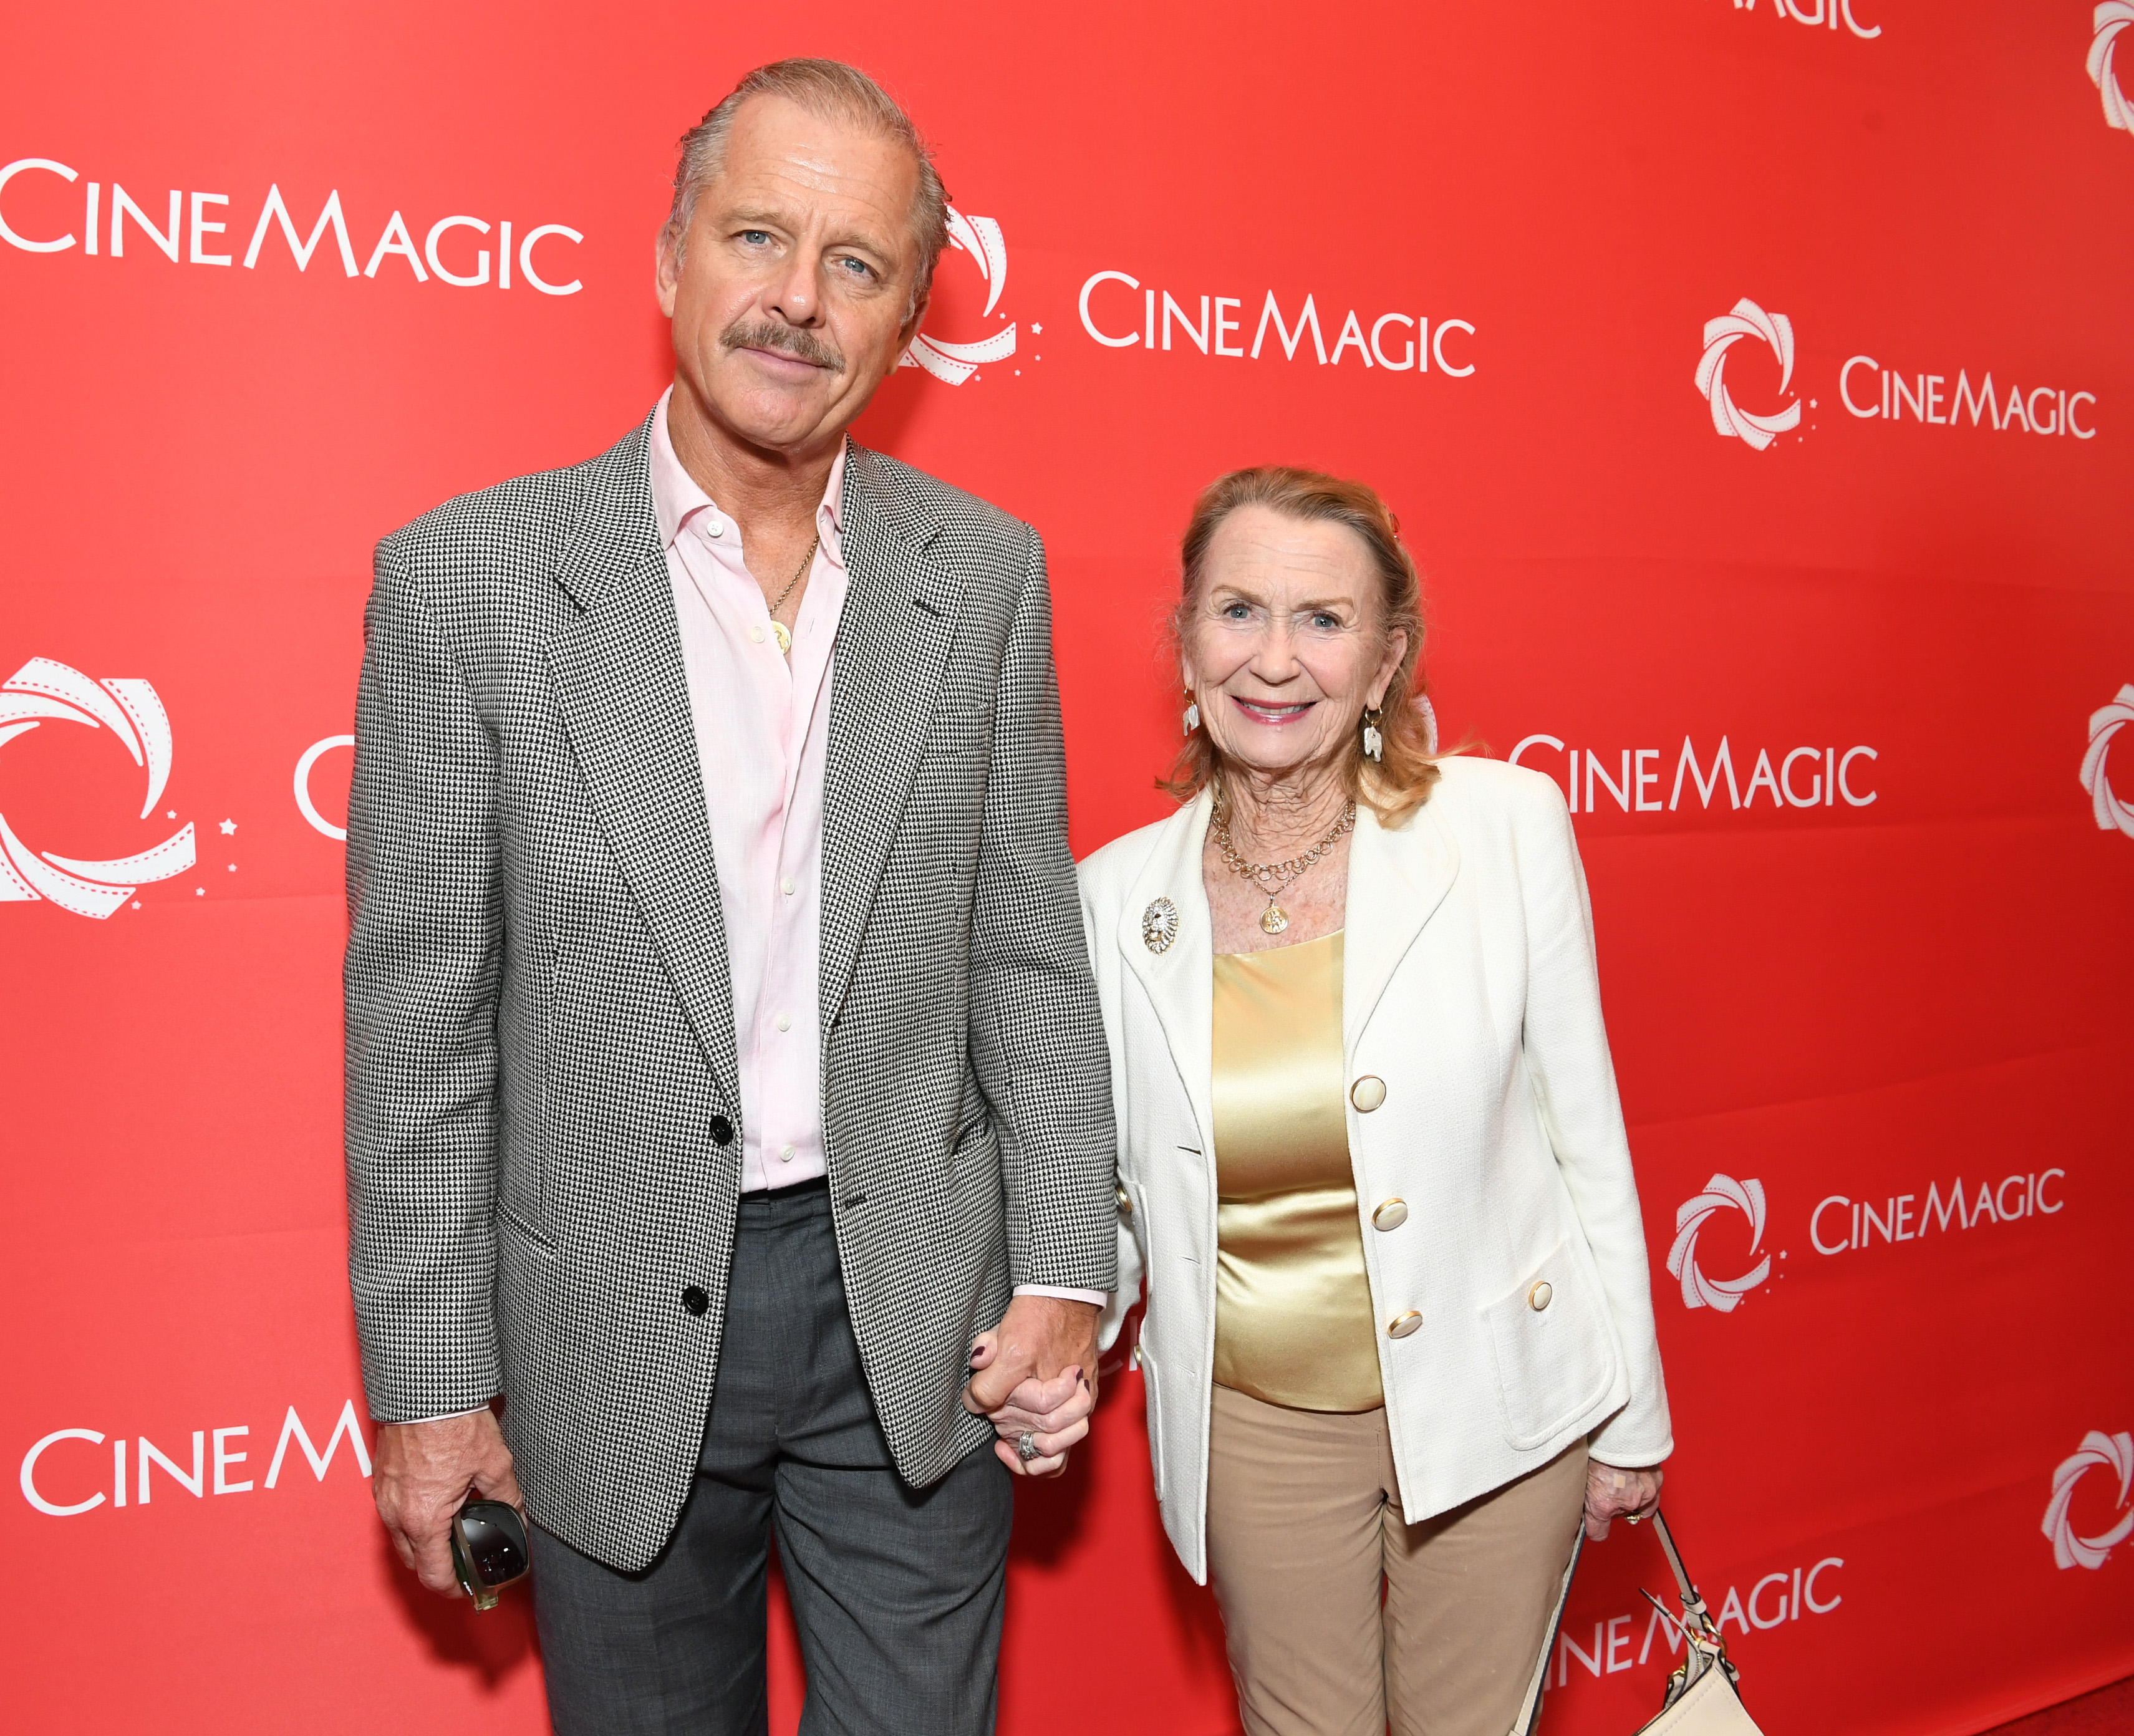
[0,657,193,918]
[1696,298,1803,451]
[900,206,1016,385]
[1666,1173,1773,1313]
[2092,4,2134,134]
[2044,1430,2134,1570]
[2082,685,2134,837]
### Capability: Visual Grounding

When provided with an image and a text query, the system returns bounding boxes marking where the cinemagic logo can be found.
[1699,297,2098,448]
[1554,1550,1844,1690]
[1078,271,1476,380]
[1724,0,1881,40]
[1667,1167,2070,1315]
[21,1401,370,1517]
[0,156,582,293]
[1508,731,1880,816]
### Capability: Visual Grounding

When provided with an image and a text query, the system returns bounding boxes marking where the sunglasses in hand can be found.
[450,1499,531,1611]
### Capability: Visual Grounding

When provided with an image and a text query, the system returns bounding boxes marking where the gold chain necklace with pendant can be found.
[765,531,820,655]
[1212,793,1356,935]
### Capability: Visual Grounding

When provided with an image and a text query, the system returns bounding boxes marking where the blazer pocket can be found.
[1479,1236,1620,1452]
[496,1200,561,1260]
[1136,1342,1164,1502]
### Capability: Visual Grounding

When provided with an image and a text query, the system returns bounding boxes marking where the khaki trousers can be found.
[1205,1384,1586,1736]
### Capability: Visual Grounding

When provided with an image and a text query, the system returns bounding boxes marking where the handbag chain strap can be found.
[1642,1510,1742,1705]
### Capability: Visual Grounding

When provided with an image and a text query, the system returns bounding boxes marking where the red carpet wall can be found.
[5,3,2132,1732]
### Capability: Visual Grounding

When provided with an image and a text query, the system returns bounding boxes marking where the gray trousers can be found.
[530,1179,1013,1735]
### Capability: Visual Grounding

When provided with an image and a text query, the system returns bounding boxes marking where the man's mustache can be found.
[722,317,845,373]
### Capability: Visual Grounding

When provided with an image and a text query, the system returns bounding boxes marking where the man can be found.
[345,59,1110,1734]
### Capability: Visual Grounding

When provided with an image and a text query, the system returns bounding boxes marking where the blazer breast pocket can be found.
[1479,1235,1620,1452]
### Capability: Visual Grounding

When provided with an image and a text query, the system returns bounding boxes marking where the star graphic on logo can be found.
[219,818,237,836]
[1031,322,1043,334]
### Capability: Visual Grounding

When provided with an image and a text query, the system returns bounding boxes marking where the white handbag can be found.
[1512,1510,1766,1736]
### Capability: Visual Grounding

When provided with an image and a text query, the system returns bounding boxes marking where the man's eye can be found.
[1311,613,1341,630]
[834,256,873,279]
[740,230,772,246]
[1222,604,1252,620]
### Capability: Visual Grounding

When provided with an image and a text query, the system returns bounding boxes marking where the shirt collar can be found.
[649,385,847,568]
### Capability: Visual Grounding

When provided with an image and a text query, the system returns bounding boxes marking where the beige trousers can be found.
[1205,1384,1586,1736]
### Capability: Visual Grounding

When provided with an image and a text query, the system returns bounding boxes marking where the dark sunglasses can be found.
[450,1499,531,1611]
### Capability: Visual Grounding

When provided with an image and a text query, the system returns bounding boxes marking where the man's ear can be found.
[654,223,683,319]
[894,287,932,355]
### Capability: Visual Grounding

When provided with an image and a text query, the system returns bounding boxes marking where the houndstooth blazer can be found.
[344,413,1117,1573]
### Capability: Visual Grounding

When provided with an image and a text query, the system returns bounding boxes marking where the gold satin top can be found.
[1210,930,1384,1413]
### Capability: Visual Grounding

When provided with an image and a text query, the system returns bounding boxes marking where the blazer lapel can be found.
[1118,789,1218,1156]
[545,419,741,1105]
[818,444,961,1026]
[1343,797,1460,1058]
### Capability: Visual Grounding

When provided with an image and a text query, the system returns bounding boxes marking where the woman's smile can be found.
[1230,696,1316,726]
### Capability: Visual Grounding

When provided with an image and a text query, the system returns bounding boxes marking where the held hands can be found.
[373,1408,524,1595]
[963,1294,1102,1478]
[1585,1459,1663,1541]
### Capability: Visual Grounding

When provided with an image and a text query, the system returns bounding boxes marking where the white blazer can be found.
[1081,756,1672,1584]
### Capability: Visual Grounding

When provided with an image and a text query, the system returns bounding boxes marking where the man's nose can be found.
[765,248,825,327]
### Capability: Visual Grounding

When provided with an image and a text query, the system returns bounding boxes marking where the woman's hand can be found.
[1585,1460,1663,1540]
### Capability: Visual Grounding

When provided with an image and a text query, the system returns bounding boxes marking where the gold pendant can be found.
[1259,901,1289,935]
[771,620,792,653]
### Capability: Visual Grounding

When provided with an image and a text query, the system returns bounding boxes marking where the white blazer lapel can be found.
[1118,789,1218,1156]
[1344,797,1460,1057]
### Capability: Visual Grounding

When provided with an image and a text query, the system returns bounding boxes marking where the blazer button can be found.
[1351,1076,1387,1112]
[1116,1184,1134,1217]
[1528,1281,1553,1311]
[710,1116,735,1146]
[1372,1198,1408,1232]
[681,1285,710,1316]
[1386,1310,1422,1339]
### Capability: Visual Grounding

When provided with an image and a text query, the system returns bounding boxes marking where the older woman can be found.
[1070,468,1673,1736]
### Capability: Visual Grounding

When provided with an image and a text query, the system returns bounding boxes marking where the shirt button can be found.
[778,1144,796,1165]
[775,1013,791,1032]
[781,877,796,897]
[1386,1310,1423,1339]
[748,625,765,644]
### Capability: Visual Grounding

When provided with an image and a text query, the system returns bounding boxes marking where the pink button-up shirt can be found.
[649,393,1102,1306]
[653,390,845,1195]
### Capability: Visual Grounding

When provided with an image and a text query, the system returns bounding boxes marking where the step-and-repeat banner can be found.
[4,3,2132,1732]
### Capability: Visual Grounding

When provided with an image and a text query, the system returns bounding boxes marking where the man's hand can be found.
[1584,1459,1663,1540]
[373,1409,524,1594]
[963,1295,1101,1478]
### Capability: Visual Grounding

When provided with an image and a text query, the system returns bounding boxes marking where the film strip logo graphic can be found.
[899,206,1015,385]
[2092,4,2134,134]
[1697,298,1803,452]
[0,657,193,917]
[2045,1430,2134,1570]
[1666,1174,1774,1313]
[2083,685,2134,838]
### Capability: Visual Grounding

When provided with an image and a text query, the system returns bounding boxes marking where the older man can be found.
[345,59,1110,1734]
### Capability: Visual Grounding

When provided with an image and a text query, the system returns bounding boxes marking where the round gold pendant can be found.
[1259,902,1289,935]
[771,620,793,653]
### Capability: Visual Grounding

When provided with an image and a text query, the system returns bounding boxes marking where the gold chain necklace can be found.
[765,531,820,655]
[1212,794,1356,935]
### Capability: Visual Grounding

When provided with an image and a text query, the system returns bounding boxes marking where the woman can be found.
[1073,468,1672,1736]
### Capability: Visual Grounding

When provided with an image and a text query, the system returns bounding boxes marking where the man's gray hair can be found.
[665,58,950,310]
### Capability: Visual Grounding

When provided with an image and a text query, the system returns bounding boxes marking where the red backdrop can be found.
[5,3,2133,1732]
